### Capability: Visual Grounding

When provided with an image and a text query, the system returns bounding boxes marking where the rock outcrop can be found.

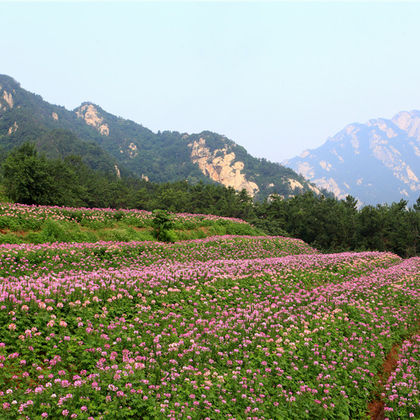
[189,138,259,196]
[7,121,18,135]
[114,165,121,179]
[0,85,14,111]
[76,103,109,136]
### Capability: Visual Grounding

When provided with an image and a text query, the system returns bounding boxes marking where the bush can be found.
[41,220,71,243]
[152,210,177,242]
[0,233,23,244]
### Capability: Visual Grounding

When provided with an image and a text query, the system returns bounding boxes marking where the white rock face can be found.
[288,178,304,190]
[8,121,18,135]
[3,90,14,109]
[332,149,344,162]
[189,137,259,196]
[76,104,109,136]
[307,184,321,194]
[52,112,58,120]
[350,137,360,154]
[313,177,346,200]
[319,161,332,171]
[296,162,315,179]
[392,111,420,139]
[114,165,121,179]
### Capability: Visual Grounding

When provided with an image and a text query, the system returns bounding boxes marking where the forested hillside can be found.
[0,74,323,199]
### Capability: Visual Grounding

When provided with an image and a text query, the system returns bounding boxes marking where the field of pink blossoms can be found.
[0,203,247,227]
[0,207,418,419]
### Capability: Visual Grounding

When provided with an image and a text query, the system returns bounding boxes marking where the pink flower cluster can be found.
[0,232,418,419]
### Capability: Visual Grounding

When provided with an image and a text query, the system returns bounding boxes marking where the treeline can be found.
[0,143,255,213]
[253,194,419,258]
[1,143,419,257]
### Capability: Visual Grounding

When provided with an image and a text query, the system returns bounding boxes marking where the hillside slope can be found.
[0,75,321,199]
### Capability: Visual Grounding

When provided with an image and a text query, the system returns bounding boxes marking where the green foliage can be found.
[2,142,53,205]
[0,141,418,256]
[253,192,420,257]
[1,143,86,206]
[0,74,323,200]
[41,219,71,243]
[151,209,177,242]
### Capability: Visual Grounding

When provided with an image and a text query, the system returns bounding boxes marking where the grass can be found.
[0,203,264,245]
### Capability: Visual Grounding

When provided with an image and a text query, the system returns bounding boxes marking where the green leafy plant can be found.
[151,209,177,242]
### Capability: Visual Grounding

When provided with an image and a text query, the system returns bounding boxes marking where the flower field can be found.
[0,203,247,226]
[382,335,419,417]
[0,209,418,419]
[0,203,260,245]
[0,235,316,279]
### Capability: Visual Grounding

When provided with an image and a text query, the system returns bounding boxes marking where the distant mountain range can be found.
[0,74,321,200]
[285,111,420,205]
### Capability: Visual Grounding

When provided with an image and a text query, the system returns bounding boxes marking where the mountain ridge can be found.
[285,110,420,205]
[0,74,323,200]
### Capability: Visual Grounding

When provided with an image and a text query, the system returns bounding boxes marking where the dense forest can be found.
[1,143,419,257]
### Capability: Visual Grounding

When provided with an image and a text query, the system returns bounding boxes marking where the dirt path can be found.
[368,322,420,420]
[368,343,401,420]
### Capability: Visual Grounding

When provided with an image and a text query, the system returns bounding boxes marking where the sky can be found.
[2,1,420,162]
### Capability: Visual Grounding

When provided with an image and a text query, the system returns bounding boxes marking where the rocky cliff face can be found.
[285,111,420,205]
[75,103,109,136]
[188,137,259,196]
[0,84,15,111]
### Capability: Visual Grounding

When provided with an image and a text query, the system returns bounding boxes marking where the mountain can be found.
[284,111,420,205]
[0,75,124,177]
[0,74,321,200]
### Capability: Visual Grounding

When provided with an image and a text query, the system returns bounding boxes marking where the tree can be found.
[414,196,420,212]
[151,210,176,242]
[2,143,54,205]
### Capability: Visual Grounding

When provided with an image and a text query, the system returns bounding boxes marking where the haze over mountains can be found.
[1,74,419,206]
[285,111,420,205]
[0,75,320,201]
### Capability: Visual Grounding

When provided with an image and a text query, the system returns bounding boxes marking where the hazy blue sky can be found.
[2,1,420,162]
